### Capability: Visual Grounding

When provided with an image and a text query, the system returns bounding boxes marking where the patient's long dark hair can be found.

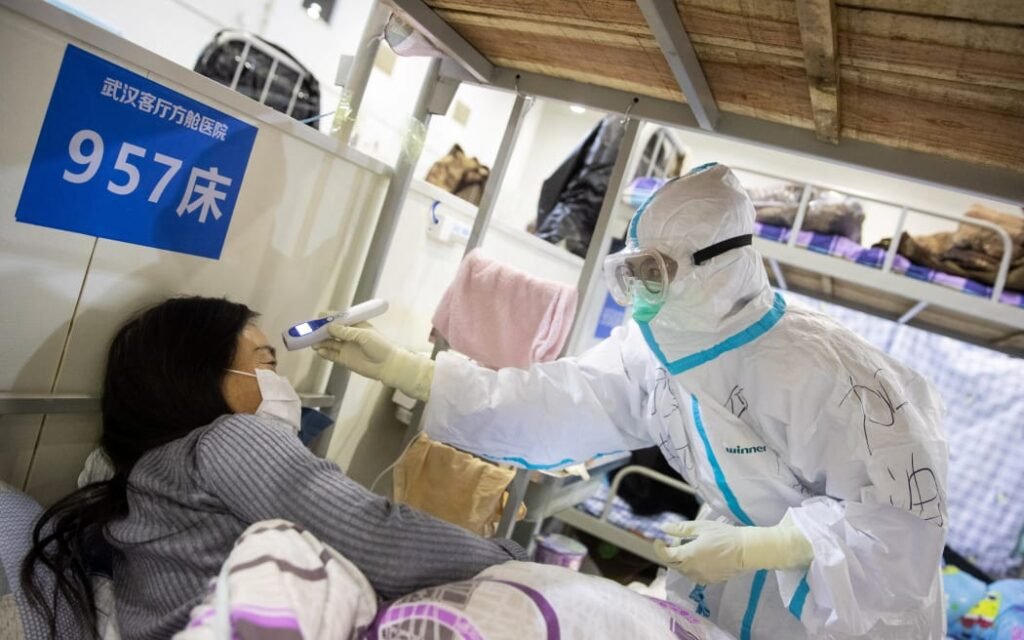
[21,296,256,637]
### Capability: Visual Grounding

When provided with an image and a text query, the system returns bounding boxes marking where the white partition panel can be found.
[0,7,125,488]
[0,1,390,503]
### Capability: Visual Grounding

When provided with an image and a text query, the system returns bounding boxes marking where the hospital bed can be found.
[733,167,1024,359]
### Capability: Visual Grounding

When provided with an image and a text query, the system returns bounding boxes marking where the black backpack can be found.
[194,30,320,128]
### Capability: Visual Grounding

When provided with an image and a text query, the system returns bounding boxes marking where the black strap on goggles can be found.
[693,234,753,265]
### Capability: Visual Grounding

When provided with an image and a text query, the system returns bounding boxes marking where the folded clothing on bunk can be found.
[874,204,1024,294]
[754,221,1024,308]
[432,249,578,370]
[746,183,865,243]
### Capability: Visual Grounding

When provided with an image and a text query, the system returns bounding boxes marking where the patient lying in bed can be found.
[175,520,734,640]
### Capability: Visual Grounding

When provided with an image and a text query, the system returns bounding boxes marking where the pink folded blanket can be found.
[432,250,578,369]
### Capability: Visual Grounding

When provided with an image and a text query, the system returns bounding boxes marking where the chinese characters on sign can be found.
[15,45,257,259]
[100,77,229,141]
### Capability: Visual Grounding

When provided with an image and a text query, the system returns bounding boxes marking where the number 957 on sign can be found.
[64,129,230,224]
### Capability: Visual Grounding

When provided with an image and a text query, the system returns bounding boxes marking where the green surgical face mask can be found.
[632,293,665,322]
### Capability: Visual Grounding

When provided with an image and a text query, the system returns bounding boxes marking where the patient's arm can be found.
[197,414,526,599]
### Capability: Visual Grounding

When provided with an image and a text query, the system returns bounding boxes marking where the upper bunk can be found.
[386,0,1023,198]
[383,0,1024,358]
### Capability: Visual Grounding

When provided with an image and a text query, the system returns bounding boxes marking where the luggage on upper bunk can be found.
[876,204,1024,293]
[746,183,866,243]
[424,144,491,206]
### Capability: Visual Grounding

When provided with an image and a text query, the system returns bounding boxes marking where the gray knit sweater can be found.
[106,414,525,639]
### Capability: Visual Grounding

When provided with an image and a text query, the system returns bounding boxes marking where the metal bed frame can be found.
[551,465,700,566]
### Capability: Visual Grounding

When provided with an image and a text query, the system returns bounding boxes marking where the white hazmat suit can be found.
[320,164,949,640]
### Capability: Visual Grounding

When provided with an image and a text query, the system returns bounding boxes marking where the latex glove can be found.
[314,323,435,402]
[653,514,813,584]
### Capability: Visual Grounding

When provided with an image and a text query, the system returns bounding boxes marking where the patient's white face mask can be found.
[226,368,301,435]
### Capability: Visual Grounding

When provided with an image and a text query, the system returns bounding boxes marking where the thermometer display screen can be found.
[293,322,313,336]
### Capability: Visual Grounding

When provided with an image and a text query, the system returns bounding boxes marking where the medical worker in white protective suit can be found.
[317,164,949,639]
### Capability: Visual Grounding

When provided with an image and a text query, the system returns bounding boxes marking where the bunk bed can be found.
[378,0,1024,568]
[383,0,1024,358]
[739,167,1024,358]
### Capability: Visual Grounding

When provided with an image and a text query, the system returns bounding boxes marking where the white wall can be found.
[348,53,607,231]
[1,2,388,504]
[413,83,517,180]
[50,0,377,134]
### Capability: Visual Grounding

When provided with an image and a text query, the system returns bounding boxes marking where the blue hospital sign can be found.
[15,45,257,259]
[594,291,626,339]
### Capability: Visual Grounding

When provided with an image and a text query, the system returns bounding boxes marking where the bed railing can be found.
[736,167,1015,302]
[600,464,699,522]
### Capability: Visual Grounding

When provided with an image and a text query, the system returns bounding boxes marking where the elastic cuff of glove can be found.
[741,514,814,572]
[379,350,434,403]
[408,357,434,403]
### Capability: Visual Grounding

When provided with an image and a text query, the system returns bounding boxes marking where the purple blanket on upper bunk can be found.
[754,222,1024,309]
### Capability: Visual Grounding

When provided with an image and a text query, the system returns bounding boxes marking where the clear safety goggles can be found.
[603,248,679,307]
[603,234,754,307]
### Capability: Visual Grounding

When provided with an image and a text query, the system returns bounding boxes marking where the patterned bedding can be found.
[754,222,1024,308]
[576,481,690,543]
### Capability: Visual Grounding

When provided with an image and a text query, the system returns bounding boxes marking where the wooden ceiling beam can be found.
[836,0,1024,27]
[795,0,841,143]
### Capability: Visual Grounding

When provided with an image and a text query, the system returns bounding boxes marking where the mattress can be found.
[755,222,1024,309]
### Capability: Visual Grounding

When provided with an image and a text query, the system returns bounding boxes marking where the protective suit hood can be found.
[628,163,777,363]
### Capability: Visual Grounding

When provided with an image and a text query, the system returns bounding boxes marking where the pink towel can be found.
[432,250,578,369]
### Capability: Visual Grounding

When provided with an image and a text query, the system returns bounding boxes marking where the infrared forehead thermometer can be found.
[282,298,389,351]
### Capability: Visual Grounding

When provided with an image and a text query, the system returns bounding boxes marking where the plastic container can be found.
[534,533,588,571]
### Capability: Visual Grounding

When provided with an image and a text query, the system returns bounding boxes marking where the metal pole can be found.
[787,185,813,248]
[464,92,532,254]
[636,0,719,130]
[402,92,532,443]
[768,257,788,290]
[336,3,389,144]
[898,301,928,325]
[324,58,442,418]
[495,468,531,539]
[882,206,908,273]
[563,116,642,356]
[494,114,640,539]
